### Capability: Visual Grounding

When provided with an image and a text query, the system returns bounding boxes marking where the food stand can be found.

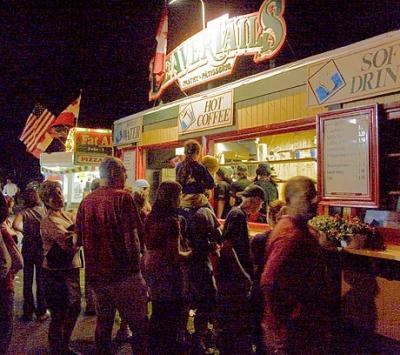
[40,127,112,210]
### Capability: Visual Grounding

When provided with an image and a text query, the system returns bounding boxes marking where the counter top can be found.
[341,244,400,262]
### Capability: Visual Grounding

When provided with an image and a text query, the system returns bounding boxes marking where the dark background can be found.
[0,0,399,188]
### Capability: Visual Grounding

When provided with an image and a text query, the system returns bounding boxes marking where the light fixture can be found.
[168,0,206,29]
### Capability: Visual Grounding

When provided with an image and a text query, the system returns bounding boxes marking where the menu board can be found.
[317,105,379,207]
[122,149,136,189]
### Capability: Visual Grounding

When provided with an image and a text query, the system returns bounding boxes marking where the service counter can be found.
[245,222,400,343]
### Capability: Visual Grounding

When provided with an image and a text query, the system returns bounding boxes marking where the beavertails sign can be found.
[149,0,286,101]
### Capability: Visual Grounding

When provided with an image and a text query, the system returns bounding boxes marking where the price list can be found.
[323,114,370,196]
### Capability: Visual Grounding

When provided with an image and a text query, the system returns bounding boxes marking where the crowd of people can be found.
[0,139,333,355]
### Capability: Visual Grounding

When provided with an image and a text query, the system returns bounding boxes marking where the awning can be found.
[41,165,98,175]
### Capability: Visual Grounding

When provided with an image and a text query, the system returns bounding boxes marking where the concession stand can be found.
[113,0,400,344]
[41,127,112,210]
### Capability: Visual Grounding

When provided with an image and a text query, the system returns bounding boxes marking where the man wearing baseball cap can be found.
[216,184,265,354]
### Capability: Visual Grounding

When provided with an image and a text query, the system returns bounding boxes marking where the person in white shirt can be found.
[3,179,18,199]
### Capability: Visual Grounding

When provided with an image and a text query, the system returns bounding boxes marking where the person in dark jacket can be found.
[254,163,279,215]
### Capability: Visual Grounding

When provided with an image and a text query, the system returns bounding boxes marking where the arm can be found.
[202,166,216,190]
[121,194,141,268]
[217,200,225,219]
[12,213,24,233]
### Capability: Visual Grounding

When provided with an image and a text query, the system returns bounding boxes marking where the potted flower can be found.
[309,215,373,249]
[308,215,346,247]
[341,216,373,249]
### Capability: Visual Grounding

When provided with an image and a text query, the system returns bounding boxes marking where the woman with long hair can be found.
[176,140,215,208]
[142,181,192,354]
[39,181,82,355]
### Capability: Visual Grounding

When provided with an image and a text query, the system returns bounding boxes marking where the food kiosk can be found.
[113,25,400,346]
[41,127,112,210]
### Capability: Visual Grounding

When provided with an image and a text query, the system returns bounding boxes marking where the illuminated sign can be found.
[149,0,286,101]
[74,128,113,165]
[178,90,233,134]
[113,116,143,146]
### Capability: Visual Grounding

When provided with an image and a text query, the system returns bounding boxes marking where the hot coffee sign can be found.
[149,0,286,101]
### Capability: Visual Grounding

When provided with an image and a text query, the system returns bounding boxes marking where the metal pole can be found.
[199,0,205,29]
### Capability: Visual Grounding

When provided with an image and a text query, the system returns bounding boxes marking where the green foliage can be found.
[309,215,372,241]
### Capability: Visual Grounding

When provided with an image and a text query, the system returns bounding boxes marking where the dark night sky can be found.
[0,0,399,187]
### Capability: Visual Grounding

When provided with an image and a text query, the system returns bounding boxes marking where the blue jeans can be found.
[0,289,14,354]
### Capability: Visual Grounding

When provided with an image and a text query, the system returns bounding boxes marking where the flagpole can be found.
[76,89,82,128]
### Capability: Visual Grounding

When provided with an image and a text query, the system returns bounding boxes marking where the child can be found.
[176,140,215,208]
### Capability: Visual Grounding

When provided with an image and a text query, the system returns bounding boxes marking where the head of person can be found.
[267,200,286,227]
[133,179,150,195]
[99,157,127,189]
[152,181,182,212]
[238,184,265,215]
[256,163,272,179]
[184,139,201,162]
[132,188,147,210]
[216,167,232,183]
[236,164,248,179]
[23,188,41,208]
[91,178,101,192]
[283,176,318,221]
[39,180,64,211]
[201,155,219,176]
[6,178,12,184]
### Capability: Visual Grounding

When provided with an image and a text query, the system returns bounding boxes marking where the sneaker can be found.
[36,310,50,322]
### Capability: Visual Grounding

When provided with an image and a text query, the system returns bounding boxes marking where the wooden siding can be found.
[140,126,178,146]
[236,85,326,130]
[343,92,400,109]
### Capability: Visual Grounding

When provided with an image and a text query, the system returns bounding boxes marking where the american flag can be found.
[20,103,56,157]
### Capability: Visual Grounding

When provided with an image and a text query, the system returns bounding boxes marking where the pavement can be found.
[8,268,133,355]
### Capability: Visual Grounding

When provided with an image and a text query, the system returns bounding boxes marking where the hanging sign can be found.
[113,116,143,146]
[149,0,286,101]
[308,33,400,106]
[74,128,112,166]
[178,90,233,134]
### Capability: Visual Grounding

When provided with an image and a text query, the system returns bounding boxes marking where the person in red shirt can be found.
[76,157,148,355]
[261,176,331,354]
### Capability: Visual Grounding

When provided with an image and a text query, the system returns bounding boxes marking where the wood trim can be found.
[383,102,400,120]
[208,116,316,143]
[317,104,380,208]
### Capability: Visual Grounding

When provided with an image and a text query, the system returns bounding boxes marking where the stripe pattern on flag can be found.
[20,103,56,155]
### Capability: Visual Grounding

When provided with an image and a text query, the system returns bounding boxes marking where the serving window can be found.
[213,129,317,199]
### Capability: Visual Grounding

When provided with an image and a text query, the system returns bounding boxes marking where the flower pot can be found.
[342,234,367,249]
